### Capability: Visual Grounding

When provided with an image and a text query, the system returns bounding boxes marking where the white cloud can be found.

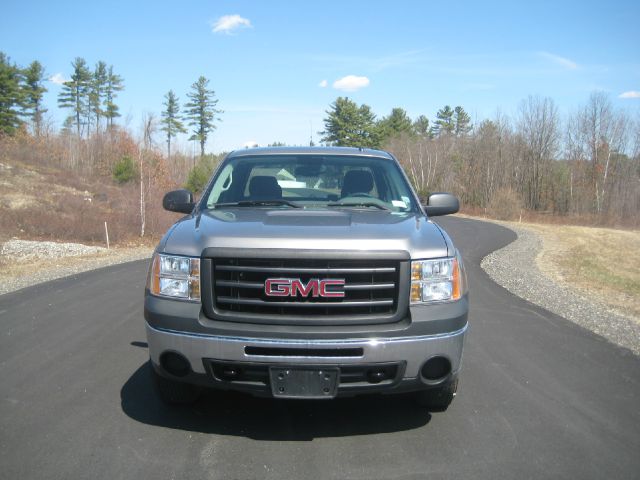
[318,79,328,88]
[619,91,640,99]
[243,140,259,148]
[537,51,578,70]
[212,14,252,34]
[49,73,67,85]
[332,75,370,92]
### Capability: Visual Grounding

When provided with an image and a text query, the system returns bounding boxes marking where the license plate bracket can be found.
[269,367,339,399]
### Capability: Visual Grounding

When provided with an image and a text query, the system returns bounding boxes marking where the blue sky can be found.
[2,0,639,153]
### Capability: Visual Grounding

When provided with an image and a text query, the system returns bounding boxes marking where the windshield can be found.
[203,154,418,213]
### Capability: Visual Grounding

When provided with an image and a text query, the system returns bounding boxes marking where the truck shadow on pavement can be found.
[120,361,431,440]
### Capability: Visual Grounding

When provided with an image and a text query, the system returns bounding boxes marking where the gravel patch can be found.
[482,224,640,355]
[0,241,153,295]
[1,239,106,261]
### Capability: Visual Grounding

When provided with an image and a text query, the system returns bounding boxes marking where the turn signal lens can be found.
[452,257,461,300]
[411,282,422,303]
[150,254,161,295]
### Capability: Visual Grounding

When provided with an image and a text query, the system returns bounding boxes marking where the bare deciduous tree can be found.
[566,92,630,213]
[516,96,560,210]
[139,113,157,237]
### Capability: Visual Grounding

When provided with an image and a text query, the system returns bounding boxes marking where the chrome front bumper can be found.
[146,322,467,379]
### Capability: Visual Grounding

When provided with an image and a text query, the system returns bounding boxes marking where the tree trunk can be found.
[600,150,611,213]
[139,149,145,237]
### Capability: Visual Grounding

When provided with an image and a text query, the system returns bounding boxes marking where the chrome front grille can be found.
[210,258,400,322]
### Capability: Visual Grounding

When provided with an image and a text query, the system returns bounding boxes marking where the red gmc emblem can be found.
[265,278,345,298]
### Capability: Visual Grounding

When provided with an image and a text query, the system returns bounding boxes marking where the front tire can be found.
[414,378,458,412]
[151,365,201,405]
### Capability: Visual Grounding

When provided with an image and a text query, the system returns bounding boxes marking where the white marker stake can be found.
[104,221,110,249]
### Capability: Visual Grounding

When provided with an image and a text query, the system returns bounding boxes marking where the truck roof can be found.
[226,146,395,160]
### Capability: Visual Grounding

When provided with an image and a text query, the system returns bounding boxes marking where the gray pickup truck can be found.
[145,147,468,411]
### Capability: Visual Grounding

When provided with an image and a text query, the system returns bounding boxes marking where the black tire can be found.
[414,378,458,412]
[151,366,201,405]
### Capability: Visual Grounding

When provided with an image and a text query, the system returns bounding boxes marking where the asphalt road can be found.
[1,217,638,480]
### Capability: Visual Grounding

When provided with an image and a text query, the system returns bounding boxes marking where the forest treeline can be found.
[321,95,639,225]
[1,52,639,230]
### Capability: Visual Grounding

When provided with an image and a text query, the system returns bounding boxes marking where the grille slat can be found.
[215,265,396,274]
[345,283,395,290]
[216,280,264,289]
[217,297,394,307]
[210,257,401,322]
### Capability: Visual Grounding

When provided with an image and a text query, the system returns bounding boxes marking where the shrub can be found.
[112,155,138,184]
[184,154,220,193]
[185,163,210,193]
[487,188,523,221]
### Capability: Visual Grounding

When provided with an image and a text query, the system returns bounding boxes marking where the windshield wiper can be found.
[212,200,302,209]
[327,201,390,211]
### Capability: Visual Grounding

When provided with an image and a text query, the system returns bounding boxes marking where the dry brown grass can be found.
[527,223,640,319]
[461,205,640,230]
[0,152,177,245]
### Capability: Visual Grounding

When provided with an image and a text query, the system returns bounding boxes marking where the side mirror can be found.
[423,192,459,216]
[163,189,195,214]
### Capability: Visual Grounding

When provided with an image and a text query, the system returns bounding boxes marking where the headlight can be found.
[147,253,200,301]
[410,256,464,304]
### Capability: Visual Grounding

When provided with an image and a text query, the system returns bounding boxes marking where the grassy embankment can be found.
[528,224,640,320]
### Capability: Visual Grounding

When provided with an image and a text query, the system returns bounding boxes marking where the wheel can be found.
[151,365,201,405]
[414,378,458,412]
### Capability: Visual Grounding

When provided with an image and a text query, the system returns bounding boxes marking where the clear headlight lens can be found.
[148,253,200,301]
[410,257,464,304]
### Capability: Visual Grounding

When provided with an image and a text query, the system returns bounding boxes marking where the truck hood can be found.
[160,208,451,259]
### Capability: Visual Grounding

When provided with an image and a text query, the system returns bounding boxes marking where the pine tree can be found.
[89,61,108,133]
[21,61,48,137]
[185,76,221,157]
[58,57,91,137]
[0,52,24,135]
[413,115,430,138]
[432,105,455,137]
[161,90,187,160]
[320,97,382,148]
[103,65,124,129]
[61,115,74,136]
[379,107,414,141]
[454,106,472,136]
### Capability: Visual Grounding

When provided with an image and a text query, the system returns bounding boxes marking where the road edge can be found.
[478,218,639,356]
[0,247,153,296]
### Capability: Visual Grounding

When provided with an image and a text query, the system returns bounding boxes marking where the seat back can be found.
[248,176,282,200]
[341,170,374,197]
